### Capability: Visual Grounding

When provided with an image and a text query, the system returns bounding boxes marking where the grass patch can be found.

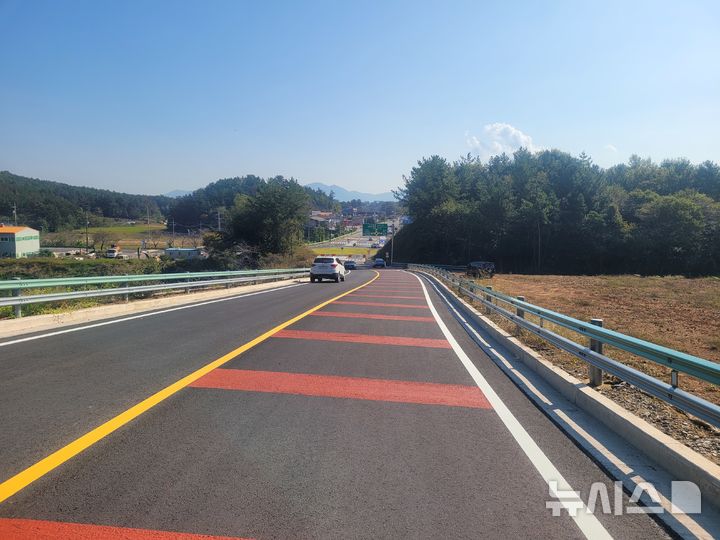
[469,272,720,403]
[82,223,166,236]
[474,273,720,363]
[42,223,187,250]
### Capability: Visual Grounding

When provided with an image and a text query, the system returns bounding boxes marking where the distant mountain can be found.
[304,183,396,202]
[163,189,193,198]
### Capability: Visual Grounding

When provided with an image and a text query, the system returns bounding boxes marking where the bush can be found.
[0,257,176,280]
[260,246,315,269]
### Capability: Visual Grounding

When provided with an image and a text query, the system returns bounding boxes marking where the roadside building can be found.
[306,215,327,229]
[0,225,40,258]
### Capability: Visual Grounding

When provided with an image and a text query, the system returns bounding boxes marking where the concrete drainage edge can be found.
[424,272,720,506]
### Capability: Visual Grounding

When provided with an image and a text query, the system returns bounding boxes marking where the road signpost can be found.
[362,223,388,236]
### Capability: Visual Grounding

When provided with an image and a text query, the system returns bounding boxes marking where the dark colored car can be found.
[344,260,357,270]
[466,261,495,278]
[372,258,386,268]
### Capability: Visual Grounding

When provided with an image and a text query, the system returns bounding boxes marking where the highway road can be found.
[309,220,398,257]
[0,269,671,538]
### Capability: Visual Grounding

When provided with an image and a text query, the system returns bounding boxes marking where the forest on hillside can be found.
[392,151,720,275]
[199,176,315,268]
[167,176,340,232]
[0,171,171,231]
[0,172,341,235]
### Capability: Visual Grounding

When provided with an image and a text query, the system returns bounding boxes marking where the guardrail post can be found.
[484,286,493,314]
[515,296,525,335]
[185,272,191,294]
[12,277,22,318]
[588,318,604,387]
[671,370,679,388]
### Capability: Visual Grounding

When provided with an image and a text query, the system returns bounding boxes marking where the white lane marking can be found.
[409,271,612,540]
[0,283,306,348]
[425,273,714,539]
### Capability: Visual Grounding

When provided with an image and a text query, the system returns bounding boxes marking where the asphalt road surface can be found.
[0,270,671,539]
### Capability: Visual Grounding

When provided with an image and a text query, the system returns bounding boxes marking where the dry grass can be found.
[475,274,720,367]
[467,273,720,463]
[42,223,197,250]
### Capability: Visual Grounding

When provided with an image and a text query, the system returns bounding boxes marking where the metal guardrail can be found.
[409,264,720,428]
[431,264,467,272]
[0,268,310,317]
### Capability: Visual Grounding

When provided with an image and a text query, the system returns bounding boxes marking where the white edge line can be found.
[0,283,306,348]
[408,270,613,540]
[422,271,713,538]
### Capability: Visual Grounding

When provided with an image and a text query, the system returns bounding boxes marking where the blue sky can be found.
[1,0,718,195]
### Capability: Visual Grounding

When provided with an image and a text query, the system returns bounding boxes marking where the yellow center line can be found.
[0,271,380,504]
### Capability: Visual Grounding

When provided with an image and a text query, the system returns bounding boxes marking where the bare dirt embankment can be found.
[471,274,720,464]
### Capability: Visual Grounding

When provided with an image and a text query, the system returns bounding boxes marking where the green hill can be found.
[0,171,172,232]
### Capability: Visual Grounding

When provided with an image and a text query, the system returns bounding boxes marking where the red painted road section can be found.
[333,300,430,309]
[0,518,252,540]
[311,311,435,322]
[364,283,420,286]
[360,289,422,293]
[363,284,421,288]
[190,369,492,409]
[274,329,451,348]
[349,294,425,299]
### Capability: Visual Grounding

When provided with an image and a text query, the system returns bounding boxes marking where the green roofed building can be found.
[0,225,40,258]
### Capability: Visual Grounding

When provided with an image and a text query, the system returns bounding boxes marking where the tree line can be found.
[200,176,314,268]
[0,171,171,231]
[393,151,720,275]
[167,175,339,232]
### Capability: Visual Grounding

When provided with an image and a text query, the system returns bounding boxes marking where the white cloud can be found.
[466,123,539,159]
[604,144,618,152]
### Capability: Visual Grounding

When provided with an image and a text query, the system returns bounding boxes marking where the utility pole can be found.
[85,207,89,253]
[12,203,17,226]
[217,209,222,232]
[145,206,151,254]
[172,218,176,238]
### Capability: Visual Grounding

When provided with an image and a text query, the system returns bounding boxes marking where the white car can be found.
[310,256,346,283]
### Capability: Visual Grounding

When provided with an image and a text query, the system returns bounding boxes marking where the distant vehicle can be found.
[105,245,122,258]
[344,260,357,270]
[373,258,386,268]
[310,257,346,283]
[466,261,496,278]
[370,243,380,248]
